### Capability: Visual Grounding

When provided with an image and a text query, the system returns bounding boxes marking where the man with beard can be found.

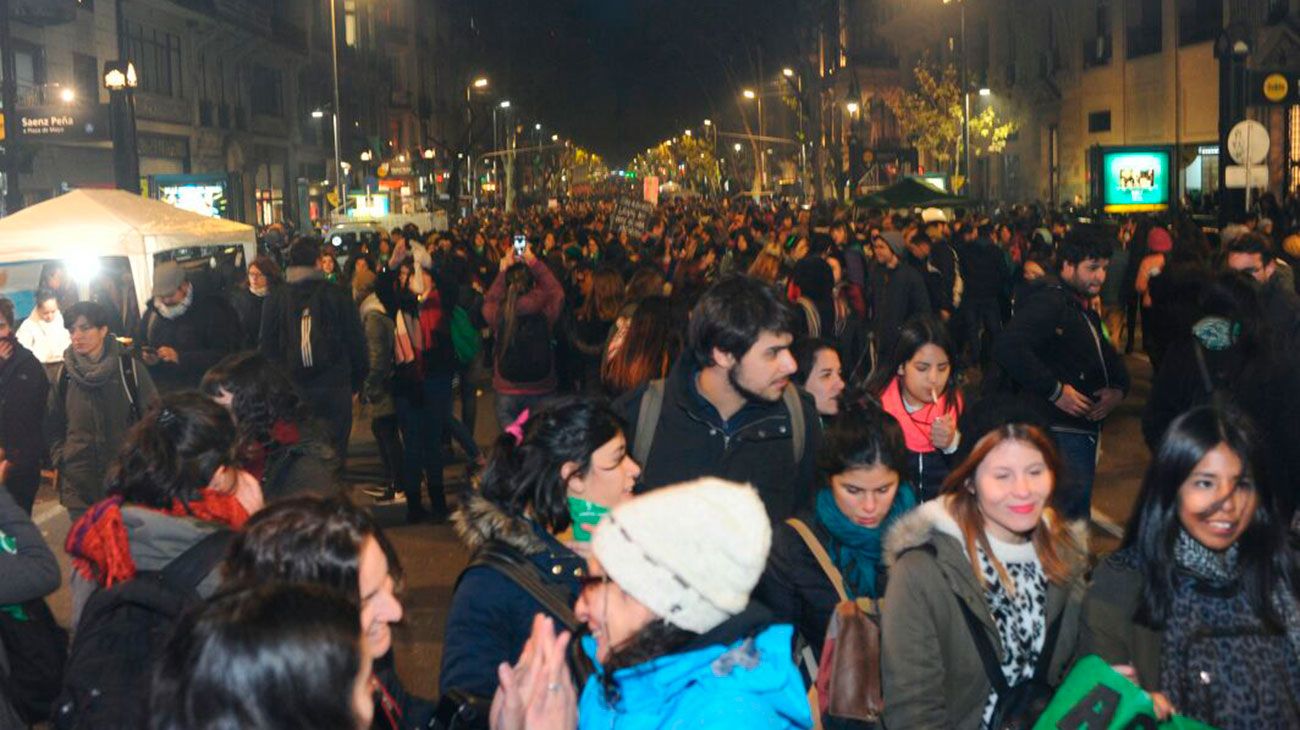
[136,262,241,392]
[991,228,1128,521]
[616,275,821,521]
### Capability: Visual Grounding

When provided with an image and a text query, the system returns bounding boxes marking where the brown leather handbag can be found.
[788,518,885,724]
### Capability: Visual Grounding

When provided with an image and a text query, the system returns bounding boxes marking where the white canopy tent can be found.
[0,189,256,314]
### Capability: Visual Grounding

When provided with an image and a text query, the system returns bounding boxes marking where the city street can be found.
[27,353,1155,699]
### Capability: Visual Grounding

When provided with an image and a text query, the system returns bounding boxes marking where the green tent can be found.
[855,177,971,209]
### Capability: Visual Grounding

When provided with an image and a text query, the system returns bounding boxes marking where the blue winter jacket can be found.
[577,613,812,729]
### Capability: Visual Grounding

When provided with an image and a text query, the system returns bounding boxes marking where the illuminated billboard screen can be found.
[155,174,230,219]
[1100,148,1171,213]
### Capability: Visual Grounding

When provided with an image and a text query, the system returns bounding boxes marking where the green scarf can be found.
[814,484,919,599]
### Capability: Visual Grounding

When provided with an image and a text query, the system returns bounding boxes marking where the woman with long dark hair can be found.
[791,336,845,419]
[152,583,372,730]
[483,248,565,428]
[66,393,262,627]
[439,397,640,700]
[599,295,683,398]
[880,423,1087,729]
[222,495,428,730]
[1083,405,1300,727]
[866,316,964,500]
[566,267,624,395]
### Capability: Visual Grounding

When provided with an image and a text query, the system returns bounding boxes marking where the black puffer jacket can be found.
[0,342,48,470]
[992,279,1129,432]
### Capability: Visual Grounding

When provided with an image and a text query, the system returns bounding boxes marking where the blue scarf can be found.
[813,484,919,599]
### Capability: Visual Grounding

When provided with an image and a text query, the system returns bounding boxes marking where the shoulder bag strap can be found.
[161,529,234,593]
[954,594,1011,694]
[783,384,806,464]
[786,518,851,604]
[469,544,581,634]
[632,379,665,467]
[118,354,141,422]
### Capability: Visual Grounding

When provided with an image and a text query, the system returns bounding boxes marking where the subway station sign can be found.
[14,105,109,142]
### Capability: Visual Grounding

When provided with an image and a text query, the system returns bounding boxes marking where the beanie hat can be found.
[880,231,907,258]
[1147,226,1173,253]
[591,478,771,634]
[921,207,947,224]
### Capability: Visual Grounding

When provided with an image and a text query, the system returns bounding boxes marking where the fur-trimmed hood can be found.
[452,490,552,555]
[883,496,1090,577]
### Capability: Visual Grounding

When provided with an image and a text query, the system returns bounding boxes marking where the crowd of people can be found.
[0,193,1297,729]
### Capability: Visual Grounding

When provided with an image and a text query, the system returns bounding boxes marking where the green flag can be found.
[1033,655,1219,730]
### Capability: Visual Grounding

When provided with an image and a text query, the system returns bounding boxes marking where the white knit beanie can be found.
[590,478,771,634]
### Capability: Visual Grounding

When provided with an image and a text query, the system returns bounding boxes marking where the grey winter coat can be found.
[44,339,158,512]
[880,498,1088,730]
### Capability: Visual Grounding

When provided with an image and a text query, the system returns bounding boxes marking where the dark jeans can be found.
[955,299,1003,370]
[396,373,453,515]
[1052,428,1099,521]
[302,384,354,469]
[494,392,552,432]
[370,413,403,490]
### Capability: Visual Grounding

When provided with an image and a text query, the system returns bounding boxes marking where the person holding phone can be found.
[482,244,566,428]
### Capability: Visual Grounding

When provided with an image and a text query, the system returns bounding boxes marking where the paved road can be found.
[27,353,1156,700]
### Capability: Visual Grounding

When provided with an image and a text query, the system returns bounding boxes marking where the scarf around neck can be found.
[63,336,124,389]
[65,489,249,587]
[814,484,918,599]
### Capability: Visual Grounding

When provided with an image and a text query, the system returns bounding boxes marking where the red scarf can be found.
[65,489,250,588]
[879,376,963,454]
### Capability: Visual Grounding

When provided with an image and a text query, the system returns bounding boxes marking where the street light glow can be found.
[733,143,743,152]
[703,118,712,126]
[684,129,692,136]
[499,100,511,108]
[742,89,756,100]
[423,148,435,159]
[551,134,559,142]
[535,123,542,130]
[846,101,860,114]
[312,109,325,119]
[473,77,489,88]
[59,87,75,103]
[978,87,991,96]
[782,67,795,77]
[359,150,373,162]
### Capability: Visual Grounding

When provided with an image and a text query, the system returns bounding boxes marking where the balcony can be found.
[12,0,77,25]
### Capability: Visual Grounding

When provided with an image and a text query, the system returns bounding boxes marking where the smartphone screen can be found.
[513,234,527,255]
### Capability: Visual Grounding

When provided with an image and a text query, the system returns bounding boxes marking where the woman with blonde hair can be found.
[748,247,784,284]
[880,421,1088,729]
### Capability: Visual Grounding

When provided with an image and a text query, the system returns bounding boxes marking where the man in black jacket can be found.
[0,298,49,513]
[260,238,368,467]
[616,275,821,522]
[137,262,241,392]
[992,229,1128,521]
[954,221,1011,370]
[869,231,932,362]
[1224,232,1300,352]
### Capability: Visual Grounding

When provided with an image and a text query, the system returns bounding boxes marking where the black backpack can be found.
[495,312,552,383]
[52,530,232,730]
[283,281,343,381]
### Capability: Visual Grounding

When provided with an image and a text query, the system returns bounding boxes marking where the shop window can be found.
[126,23,183,97]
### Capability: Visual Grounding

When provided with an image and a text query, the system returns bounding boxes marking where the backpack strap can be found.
[786,518,850,604]
[118,354,141,423]
[797,297,821,338]
[466,543,582,634]
[160,529,234,594]
[783,384,806,464]
[632,379,665,468]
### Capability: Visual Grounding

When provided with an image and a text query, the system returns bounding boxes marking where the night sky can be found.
[463,0,809,165]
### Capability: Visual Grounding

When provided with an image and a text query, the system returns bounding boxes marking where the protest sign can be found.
[1034,655,1217,730]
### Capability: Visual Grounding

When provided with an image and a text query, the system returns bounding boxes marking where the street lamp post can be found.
[103,60,141,195]
[944,0,971,192]
[328,0,346,218]
[742,88,766,195]
[466,76,488,212]
[783,67,809,200]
